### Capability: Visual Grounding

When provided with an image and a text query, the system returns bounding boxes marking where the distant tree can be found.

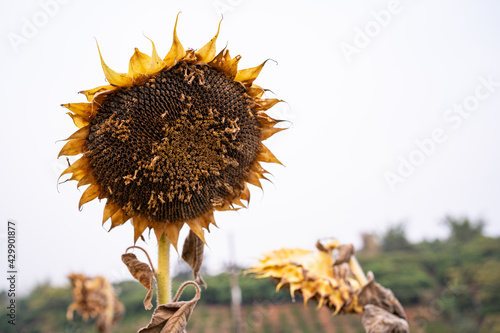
[361,232,380,255]
[445,216,485,243]
[381,224,413,252]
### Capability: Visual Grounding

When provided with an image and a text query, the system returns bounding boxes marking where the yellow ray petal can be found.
[207,48,227,71]
[151,221,166,243]
[261,126,285,140]
[128,48,151,79]
[102,201,121,224]
[164,13,185,66]
[247,171,262,189]
[254,98,282,111]
[77,172,95,188]
[133,216,149,243]
[196,18,222,64]
[59,156,89,178]
[78,184,100,209]
[202,212,217,228]
[164,222,183,252]
[95,40,133,87]
[62,103,95,119]
[145,37,165,74]
[68,171,87,182]
[58,139,86,158]
[214,201,240,212]
[257,144,282,165]
[109,209,126,230]
[200,212,216,231]
[289,283,301,299]
[59,158,90,185]
[209,49,241,78]
[247,84,265,98]
[231,197,246,208]
[240,184,250,202]
[235,60,268,87]
[79,85,115,102]
[185,217,206,244]
[67,113,90,129]
[252,163,269,179]
[256,112,280,127]
[63,127,90,142]
[224,54,241,78]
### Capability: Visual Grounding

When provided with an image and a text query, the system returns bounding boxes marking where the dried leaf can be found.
[138,281,201,333]
[358,272,406,320]
[362,304,409,333]
[334,244,354,266]
[121,253,154,310]
[315,240,328,252]
[181,230,207,288]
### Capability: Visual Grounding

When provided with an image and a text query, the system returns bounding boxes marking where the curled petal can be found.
[235,60,269,87]
[258,144,282,165]
[96,40,133,87]
[145,37,165,74]
[128,48,151,79]
[77,172,95,188]
[185,217,206,244]
[164,13,185,66]
[79,184,101,209]
[58,139,86,158]
[254,98,282,111]
[67,113,90,129]
[79,85,115,102]
[133,217,150,243]
[63,127,90,141]
[164,222,183,252]
[261,126,285,141]
[196,18,222,63]
[103,201,121,224]
[62,103,95,119]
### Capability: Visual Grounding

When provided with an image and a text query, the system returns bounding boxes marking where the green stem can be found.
[155,234,171,304]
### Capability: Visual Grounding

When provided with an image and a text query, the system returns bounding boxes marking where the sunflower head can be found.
[58,15,284,249]
[67,273,124,332]
[246,240,365,314]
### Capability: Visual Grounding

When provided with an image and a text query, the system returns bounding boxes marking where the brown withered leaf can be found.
[138,281,201,333]
[182,230,207,288]
[358,272,406,320]
[315,240,328,252]
[122,253,154,310]
[333,244,354,266]
[362,304,409,333]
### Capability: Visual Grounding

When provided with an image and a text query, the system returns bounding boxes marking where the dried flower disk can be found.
[58,15,284,248]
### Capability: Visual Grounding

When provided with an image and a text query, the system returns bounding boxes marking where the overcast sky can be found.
[1,0,500,294]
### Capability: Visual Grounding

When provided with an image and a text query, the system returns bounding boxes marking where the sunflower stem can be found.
[156,234,171,304]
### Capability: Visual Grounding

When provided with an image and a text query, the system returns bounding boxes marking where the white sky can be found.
[1,0,500,294]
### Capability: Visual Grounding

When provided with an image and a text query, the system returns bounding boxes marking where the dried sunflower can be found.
[67,274,124,333]
[247,240,366,314]
[58,15,284,249]
[247,240,409,332]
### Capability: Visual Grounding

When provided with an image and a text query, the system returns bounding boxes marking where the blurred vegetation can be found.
[2,216,499,332]
[358,216,500,332]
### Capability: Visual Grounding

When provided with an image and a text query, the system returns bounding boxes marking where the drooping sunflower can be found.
[248,241,409,330]
[58,16,284,249]
[246,240,365,314]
